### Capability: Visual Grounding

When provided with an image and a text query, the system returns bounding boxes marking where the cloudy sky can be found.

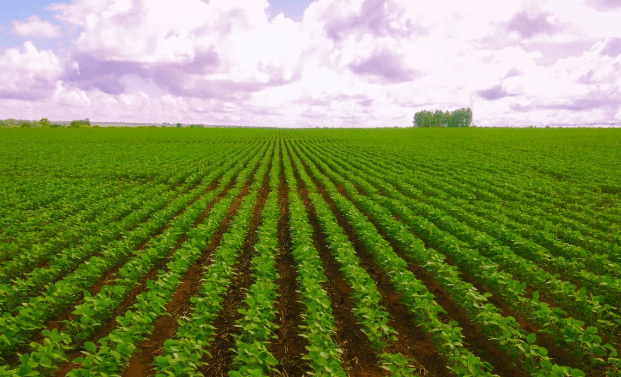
[0,0,620,127]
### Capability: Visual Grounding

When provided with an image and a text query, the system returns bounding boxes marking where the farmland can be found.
[0,127,620,377]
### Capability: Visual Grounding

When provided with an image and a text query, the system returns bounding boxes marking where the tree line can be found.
[0,118,92,128]
[413,108,472,128]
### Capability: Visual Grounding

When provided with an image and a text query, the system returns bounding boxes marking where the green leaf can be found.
[38,357,52,368]
[18,364,33,376]
[84,342,97,353]
[20,353,30,365]
[570,369,585,377]
[526,333,536,344]
[154,356,168,368]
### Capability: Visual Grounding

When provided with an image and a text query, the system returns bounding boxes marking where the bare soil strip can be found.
[311,141,594,371]
[443,253,584,371]
[121,168,267,377]
[51,156,266,377]
[196,156,273,377]
[269,145,310,377]
[6,177,228,368]
[63,177,222,311]
[293,150,452,377]
[296,142,537,376]
[326,150,588,372]
[286,146,385,376]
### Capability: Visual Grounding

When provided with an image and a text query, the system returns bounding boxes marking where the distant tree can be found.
[413,111,422,127]
[414,108,473,127]
[413,112,422,127]
[39,118,51,127]
[447,110,459,127]
[451,108,473,127]
[442,110,452,127]
[1,118,19,127]
[414,110,439,127]
[433,110,444,127]
[451,109,460,127]
[70,119,92,128]
[176,123,182,128]
[421,110,434,127]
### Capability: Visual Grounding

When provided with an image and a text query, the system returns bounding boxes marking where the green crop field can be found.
[0,127,620,377]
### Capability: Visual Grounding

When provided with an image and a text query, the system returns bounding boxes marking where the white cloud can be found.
[0,42,63,100]
[0,0,617,127]
[12,15,62,38]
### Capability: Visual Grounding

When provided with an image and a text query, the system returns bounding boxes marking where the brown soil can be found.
[197,155,273,377]
[294,143,532,376]
[82,177,222,299]
[6,174,215,322]
[39,177,228,338]
[333,147,619,375]
[443,253,588,372]
[6,179,221,368]
[269,145,310,377]
[340,148,616,374]
[120,170,266,377]
[356,160,597,372]
[53,155,265,377]
[286,145,386,376]
[292,148,451,377]
[17,183,169,282]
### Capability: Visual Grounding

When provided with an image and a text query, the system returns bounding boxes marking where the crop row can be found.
[0,141,239,258]
[281,140,346,376]
[0,142,266,364]
[295,136,620,375]
[286,138,500,376]
[3,141,273,376]
[320,139,621,333]
[156,142,277,377]
[350,143,621,248]
[361,144,621,274]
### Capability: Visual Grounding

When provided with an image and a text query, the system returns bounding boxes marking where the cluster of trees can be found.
[0,118,95,128]
[413,108,473,128]
[162,123,206,128]
[69,118,91,128]
[0,118,59,128]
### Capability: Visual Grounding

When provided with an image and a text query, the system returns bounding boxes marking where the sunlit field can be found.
[1,127,620,377]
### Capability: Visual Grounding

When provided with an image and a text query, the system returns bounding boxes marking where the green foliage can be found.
[1,128,620,376]
[0,118,19,127]
[413,108,472,127]
[70,119,91,128]
[39,118,51,127]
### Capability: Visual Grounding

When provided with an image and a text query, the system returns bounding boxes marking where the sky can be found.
[0,0,620,127]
